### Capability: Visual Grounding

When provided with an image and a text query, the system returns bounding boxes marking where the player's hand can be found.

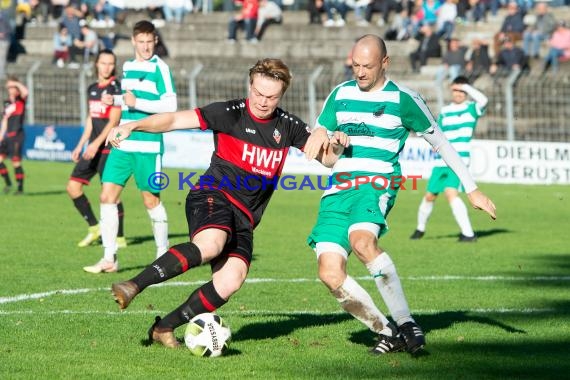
[107,125,132,147]
[82,142,99,160]
[101,93,114,106]
[124,90,136,108]
[71,147,81,163]
[304,128,330,161]
[467,189,497,220]
[330,131,349,148]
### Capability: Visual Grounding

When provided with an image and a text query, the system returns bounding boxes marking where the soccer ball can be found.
[184,313,231,357]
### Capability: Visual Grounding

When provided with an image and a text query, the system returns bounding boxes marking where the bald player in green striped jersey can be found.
[304,34,496,355]
[411,75,488,242]
[84,20,177,274]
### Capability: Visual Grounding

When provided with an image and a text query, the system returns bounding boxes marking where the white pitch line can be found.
[1,275,569,305]
[0,307,556,316]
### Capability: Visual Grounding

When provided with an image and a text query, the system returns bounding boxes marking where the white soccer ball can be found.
[184,312,231,357]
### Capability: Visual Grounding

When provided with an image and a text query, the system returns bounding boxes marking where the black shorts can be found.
[185,189,253,267]
[69,149,108,185]
[0,134,24,162]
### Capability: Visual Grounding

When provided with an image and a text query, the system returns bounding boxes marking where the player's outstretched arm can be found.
[467,189,497,220]
[423,126,496,220]
[107,109,200,147]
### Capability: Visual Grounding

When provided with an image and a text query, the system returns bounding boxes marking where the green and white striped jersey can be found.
[433,100,485,167]
[118,55,176,154]
[316,79,437,196]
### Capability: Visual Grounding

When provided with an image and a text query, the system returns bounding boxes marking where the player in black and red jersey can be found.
[66,49,127,249]
[109,58,348,348]
[0,76,28,195]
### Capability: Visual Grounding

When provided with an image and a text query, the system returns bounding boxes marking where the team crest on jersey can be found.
[373,106,386,117]
[273,128,281,143]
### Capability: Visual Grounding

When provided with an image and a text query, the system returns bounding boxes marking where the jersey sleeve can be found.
[198,100,240,133]
[399,89,438,134]
[288,116,311,151]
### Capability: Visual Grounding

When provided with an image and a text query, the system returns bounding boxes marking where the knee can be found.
[66,181,81,198]
[350,237,376,258]
[213,271,246,299]
[143,196,160,210]
[318,265,345,291]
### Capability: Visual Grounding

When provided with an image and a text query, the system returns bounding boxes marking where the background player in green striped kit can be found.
[304,35,496,355]
[410,75,488,242]
[84,20,177,274]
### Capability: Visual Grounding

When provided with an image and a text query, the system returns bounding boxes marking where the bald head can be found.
[351,34,389,92]
[353,34,387,61]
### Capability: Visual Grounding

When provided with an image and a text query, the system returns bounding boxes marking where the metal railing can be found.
[2,60,570,142]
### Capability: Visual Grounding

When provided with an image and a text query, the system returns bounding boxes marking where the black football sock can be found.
[158,280,228,329]
[14,166,24,192]
[131,242,202,292]
[117,201,125,237]
[73,194,98,226]
[0,163,12,186]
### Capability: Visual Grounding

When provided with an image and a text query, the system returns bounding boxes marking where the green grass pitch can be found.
[1,160,569,379]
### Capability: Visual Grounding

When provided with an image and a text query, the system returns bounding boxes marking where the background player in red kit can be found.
[66,49,126,249]
[108,58,348,348]
[0,76,28,195]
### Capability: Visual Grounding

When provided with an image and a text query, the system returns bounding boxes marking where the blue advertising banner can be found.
[23,125,82,162]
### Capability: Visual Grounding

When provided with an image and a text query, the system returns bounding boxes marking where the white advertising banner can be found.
[163,131,570,185]
[401,137,570,185]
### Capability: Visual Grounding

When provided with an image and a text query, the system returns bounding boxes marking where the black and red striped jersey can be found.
[87,77,121,143]
[196,98,311,227]
[3,96,26,138]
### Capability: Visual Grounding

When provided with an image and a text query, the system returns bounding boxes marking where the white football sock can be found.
[416,197,434,232]
[100,203,118,262]
[147,202,169,257]
[450,197,474,237]
[333,275,393,335]
[366,252,414,327]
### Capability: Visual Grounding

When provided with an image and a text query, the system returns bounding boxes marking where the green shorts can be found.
[101,148,162,193]
[307,185,398,253]
[426,166,462,195]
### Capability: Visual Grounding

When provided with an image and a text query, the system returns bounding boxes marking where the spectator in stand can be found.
[69,19,99,67]
[410,23,442,72]
[421,0,441,27]
[464,38,491,81]
[53,23,72,68]
[490,35,528,77]
[254,0,282,41]
[522,1,556,59]
[384,6,412,41]
[436,37,468,83]
[542,20,570,75]
[0,9,11,80]
[163,0,193,24]
[61,5,82,41]
[51,0,70,20]
[227,0,259,43]
[493,1,525,56]
[364,0,400,27]
[436,0,457,41]
[308,0,324,24]
[323,0,348,27]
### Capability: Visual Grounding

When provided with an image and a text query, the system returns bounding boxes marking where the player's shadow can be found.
[19,190,67,196]
[127,232,190,246]
[438,228,511,240]
[232,312,353,342]
[232,310,525,351]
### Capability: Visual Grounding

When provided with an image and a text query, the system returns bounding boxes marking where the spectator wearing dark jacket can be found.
[493,2,525,56]
[410,24,442,73]
[490,36,528,77]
